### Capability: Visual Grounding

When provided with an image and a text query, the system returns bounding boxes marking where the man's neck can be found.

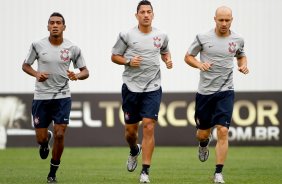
[138,25,152,34]
[215,28,231,37]
[49,36,63,46]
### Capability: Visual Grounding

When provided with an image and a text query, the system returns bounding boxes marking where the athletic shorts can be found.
[32,97,71,128]
[194,90,234,130]
[121,83,162,124]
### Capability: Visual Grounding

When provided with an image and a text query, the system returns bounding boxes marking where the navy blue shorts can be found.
[122,84,162,124]
[194,90,234,130]
[32,97,71,128]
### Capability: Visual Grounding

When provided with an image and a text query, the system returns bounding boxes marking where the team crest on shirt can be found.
[34,116,40,125]
[60,49,70,62]
[153,36,161,48]
[228,42,236,54]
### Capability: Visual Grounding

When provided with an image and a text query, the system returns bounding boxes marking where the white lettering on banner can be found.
[69,101,102,127]
[187,101,196,126]
[257,101,279,125]
[233,100,279,126]
[99,102,120,127]
[233,100,256,126]
[68,100,280,131]
[212,126,279,141]
[167,101,187,126]
[69,101,83,127]
[158,103,168,126]
[83,102,102,127]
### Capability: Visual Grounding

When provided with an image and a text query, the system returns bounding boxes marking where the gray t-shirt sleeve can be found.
[24,43,38,65]
[187,35,202,56]
[160,34,169,54]
[72,46,86,69]
[235,38,246,58]
[112,32,128,55]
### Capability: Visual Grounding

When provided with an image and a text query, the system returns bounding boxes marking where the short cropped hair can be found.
[48,12,65,25]
[137,0,153,13]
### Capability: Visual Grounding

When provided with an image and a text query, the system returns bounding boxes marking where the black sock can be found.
[130,145,139,156]
[48,159,60,177]
[40,142,48,148]
[199,138,209,147]
[141,164,150,175]
[215,164,224,174]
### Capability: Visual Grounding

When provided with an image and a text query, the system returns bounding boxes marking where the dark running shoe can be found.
[47,176,57,183]
[39,130,53,159]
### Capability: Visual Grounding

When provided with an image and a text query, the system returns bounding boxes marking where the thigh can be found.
[140,87,162,121]
[122,84,142,124]
[194,93,215,130]
[51,97,71,124]
[212,90,234,128]
[32,100,52,128]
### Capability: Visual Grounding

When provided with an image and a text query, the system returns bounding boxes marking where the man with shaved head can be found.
[184,6,249,183]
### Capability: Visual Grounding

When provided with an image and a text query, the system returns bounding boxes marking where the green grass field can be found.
[0,147,282,184]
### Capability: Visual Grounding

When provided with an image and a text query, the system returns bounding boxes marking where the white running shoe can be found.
[140,172,150,183]
[214,173,225,183]
[198,134,212,162]
[126,144,142,172]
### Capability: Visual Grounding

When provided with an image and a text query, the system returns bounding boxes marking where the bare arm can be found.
[184,54,212,71]
[161,52,173,69]
[111,54,142,67]
[67,66,89,81]
[111,54,128,65]
[22,63,49,82]
[237,56,249,74]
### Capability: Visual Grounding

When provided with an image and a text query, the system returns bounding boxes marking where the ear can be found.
[63,25,66,31]
[47,25,50,31]
[214,16,216,22]
[135,13,138,20]
[152,12,154,19]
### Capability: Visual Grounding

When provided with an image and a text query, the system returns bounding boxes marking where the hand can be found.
[129,56,142,67]
[165,60,173,69]
[199,62,213,71]
[67,70,79,81]
[36,72,49,82]
[238,65,249,74]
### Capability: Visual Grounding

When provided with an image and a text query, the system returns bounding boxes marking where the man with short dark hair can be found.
[22,12,89,183]
[111,0,173,183]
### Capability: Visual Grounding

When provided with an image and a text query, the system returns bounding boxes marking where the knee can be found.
[217,126,229,140]
[54,131,65,141]
[143,122,155,136]
[144,123,154,130]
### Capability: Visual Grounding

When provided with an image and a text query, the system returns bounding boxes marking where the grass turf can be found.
[0,147,281,184]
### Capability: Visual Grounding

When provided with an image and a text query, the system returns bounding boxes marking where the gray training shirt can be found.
[24,37,86,100]
[112,26,170,92]
[187,29,246,95]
